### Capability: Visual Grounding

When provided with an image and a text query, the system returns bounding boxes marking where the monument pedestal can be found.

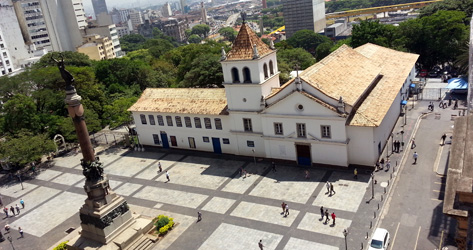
[67,175,153,250]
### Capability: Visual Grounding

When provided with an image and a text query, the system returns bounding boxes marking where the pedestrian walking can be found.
[354,168,358,179]
[20,199,24,209]
[271,162,276,172]
[197,211,202,222]
[386,158,391,171]
[411,138,416,149]
[281,202,286,214]
[326,181,330,194]
[165,171,170,182]
[15,204,20,215]
[320,206,324,219]
[454,100,458,110]
[258,239,264,250]
[330,183,335,196]
[441,134,447,145]
[284,204,289,216]
[375,160,380,171]
[4,224,10,234]
[305,170,310,179]
[380,158,385,170]
[324,209,330,224]
[3,207,8,217]
[413,152,418,164]
[10,206,15,216]
[19,227,23,238]
[396,140,400,153]
[331,212,336,226]
[157,162,162,173]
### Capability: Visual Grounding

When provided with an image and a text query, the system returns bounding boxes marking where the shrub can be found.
[159,225,169,235]
[155,216,170,230]
[53,241,69,250]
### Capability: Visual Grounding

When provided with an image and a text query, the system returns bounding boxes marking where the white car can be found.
[369,228,390,250]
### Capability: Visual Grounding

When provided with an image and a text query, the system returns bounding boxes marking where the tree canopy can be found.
[191,24,210,38]
[286,30,332,55]
[219,27,238,42]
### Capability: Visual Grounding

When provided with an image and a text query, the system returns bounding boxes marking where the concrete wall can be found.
[347,126,375,166]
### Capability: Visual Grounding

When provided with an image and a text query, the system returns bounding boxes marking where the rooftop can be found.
[128,88,228,115]
[225,22,274,61]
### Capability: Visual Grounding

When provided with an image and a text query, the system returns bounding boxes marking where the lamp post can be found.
[7,236,15,250]
[252,149,256,168]
[17,174,23,190]
[343,229,348,250]
[371,173,375,199]
[400,130,404,151]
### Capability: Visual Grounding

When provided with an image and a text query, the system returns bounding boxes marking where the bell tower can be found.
[221,13,280,112]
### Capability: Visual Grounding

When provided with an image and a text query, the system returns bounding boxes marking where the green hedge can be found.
[53,241,69,250]
[154,215,174,235]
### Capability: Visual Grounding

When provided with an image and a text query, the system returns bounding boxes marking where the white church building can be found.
[129,22,419,167]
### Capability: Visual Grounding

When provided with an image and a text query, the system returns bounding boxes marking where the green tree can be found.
[315,41,333,61]
[120,34,146,52]
[102,96,138,129]
[180,53,223,87]
[351,20,403,49]
[0,131,55,167]
[420,0,473,19]
[34,51,92,68]
[219,27,238,42]
[330,38,351,53]
[277,48,316,70]
[2,94,40,134]
[191,24,210,38]
[286,30,332,55]
[399,10,468,69]
[188,34,202,44]
[144,39,175,58]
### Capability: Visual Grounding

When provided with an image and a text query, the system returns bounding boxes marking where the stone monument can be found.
[52,55,152,249]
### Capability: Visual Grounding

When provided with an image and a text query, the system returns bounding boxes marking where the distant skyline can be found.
[82,0,171,16]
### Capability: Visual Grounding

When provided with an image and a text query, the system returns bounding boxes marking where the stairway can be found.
[126,235,155,250]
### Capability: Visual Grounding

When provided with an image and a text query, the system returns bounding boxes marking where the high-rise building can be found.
[83,24,122,57]
[129,10,143,30]
[91,0,107,17]
[262,0,267,8]
[283,0,326,38]
[179,0,186,13]
[162,2,172,17]
[200,2,207,23]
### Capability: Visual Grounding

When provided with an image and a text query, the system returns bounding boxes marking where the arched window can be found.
[263,63,268,79]
[243,67,252,83]
[231,67,240,83]
[269,60,274,75]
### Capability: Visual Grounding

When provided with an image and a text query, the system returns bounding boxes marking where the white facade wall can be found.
[346,126,375,166]
[0,2,30,74]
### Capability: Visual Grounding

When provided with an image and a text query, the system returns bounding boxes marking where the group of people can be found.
[320,206,336,226]
[280,202,290,217]
[325,181,336,196]
[3,199,24,218]
[393,140,402,153]
[375,158,391,171]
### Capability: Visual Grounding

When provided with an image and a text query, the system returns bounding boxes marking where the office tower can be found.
[201,2,207,23]
[262,0,267,8]
[162,2,172,17]
[283,0,326,38]
[180,0,186,13]
[91,0,107,17]
[129,10,143,30]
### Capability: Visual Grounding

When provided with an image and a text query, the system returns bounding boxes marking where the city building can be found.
[91,0,107,17]
[77,34,115,60]
[129,10,143,31]
[83,24,122,57]
[262,0,267,8]
[201,1,207,23]
[283,0,326,38]
[180,0,187,13]
[116,26,130,38]
[443,114,473,249]
[12,0,56,51]
[157,18,188,42]
[162,2,172,17]
[129,21,419,167]
[0,2,27,75]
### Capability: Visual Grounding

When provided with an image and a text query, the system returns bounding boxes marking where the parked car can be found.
[428,71,438,77]
[369,228,390,250]
[418,69,428,77]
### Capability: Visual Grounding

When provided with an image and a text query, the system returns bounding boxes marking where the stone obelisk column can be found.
[55,57,134,247]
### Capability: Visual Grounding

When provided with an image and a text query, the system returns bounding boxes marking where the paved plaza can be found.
[0,146,374,250]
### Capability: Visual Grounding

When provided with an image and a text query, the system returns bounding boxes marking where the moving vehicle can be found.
[369,228,390,250]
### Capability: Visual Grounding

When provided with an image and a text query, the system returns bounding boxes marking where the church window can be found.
[247,140,255,147]
[231,67,240,83]
[269,60,274,75]
[222,138,230,144]
[204,118,212,129]
[152,134,160,144]
[148,115,155,125]
[215,118,222,130]
[194,117,202,128]
[243,118,253,132]
[243,67,252,83]
[321,125,331,139]
[263,63,268,79]
[274,123,283,135]
[140,114,147,124]
[166,116,173,126]
[157,115,164,126]
[185,117,192,128]
[297,123,306,138]
[175,116,182,127]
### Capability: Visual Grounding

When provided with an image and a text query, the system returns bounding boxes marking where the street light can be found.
[7,236,15,250]
[251,149,256,168]
[343,229,348,250]
[400,130,405,151]
[371,173,375,199]
[17,174,23,190]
